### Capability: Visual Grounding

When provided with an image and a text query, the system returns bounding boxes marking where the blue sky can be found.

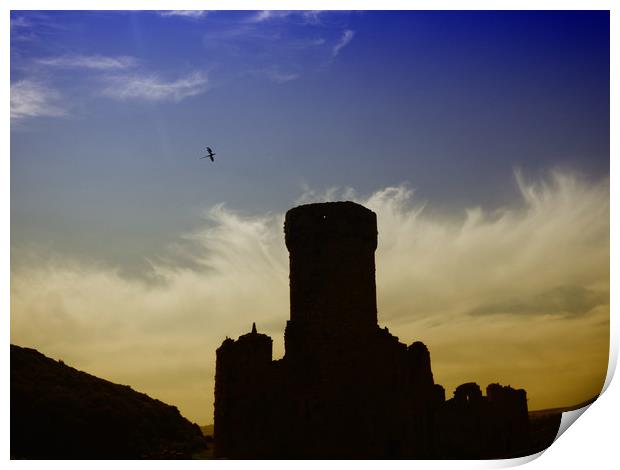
[10,11,610,423]
[11,10,609,274]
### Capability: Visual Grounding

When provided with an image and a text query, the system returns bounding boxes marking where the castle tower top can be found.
[285,201,377,252]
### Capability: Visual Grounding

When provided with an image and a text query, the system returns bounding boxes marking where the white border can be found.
[3,1,617,468]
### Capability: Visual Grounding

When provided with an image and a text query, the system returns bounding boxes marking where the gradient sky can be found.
[11,10,609,424]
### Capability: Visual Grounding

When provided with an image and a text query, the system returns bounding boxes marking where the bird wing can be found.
[207,147,213,153]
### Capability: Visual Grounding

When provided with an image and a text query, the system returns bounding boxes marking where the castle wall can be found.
[213,201,530,459]
[435,382,530,458]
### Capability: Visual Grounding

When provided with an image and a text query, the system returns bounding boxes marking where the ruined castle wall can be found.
[434,382,529,458]
[213,201,530,459]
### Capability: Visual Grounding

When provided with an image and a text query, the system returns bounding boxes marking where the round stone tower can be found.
[283,202,378,359]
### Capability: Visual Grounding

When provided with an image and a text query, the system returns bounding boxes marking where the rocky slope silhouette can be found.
[11,344,207,459]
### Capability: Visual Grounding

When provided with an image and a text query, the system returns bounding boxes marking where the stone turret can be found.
[214,324,272,458]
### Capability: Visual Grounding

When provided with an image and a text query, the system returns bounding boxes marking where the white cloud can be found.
[10,13,68,42]
[256,67,300,84]
[249,10,325,24]
[36,55,138,70]
[364,171,609,323]
[10,16,31,29]
[333,29,355,56]
[249,11,292,23]
[290,37,326,49]
[11,80,66,121]
[102,71,208,102]
[10,171,609,422]
[301,11,325,24]
[157,11,208,18]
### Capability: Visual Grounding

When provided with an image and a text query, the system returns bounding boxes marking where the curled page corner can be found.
[552,340,615,444]
[555,399,596,442]
[502,449,546,467]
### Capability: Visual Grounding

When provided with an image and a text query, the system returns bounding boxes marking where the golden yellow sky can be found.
[11,170,609,424]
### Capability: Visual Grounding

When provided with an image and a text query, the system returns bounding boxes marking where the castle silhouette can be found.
[214,202,529,459]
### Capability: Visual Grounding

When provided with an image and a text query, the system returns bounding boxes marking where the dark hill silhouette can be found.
[11,344,207,459]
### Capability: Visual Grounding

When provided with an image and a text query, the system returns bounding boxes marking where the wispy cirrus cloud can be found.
[10,15,36,42]
[10,171,610,422]
[333,29,355,56]
[10,16,31,29]
[255,67,300,84]
[102,71,208,102]
[36,54,138,70]
[249,11,293,23]
[157,10,208,18]
[289,37,326,49]
[301,11,325,24]
[11,79,66,121]
[249,10,326,24]
[11,12,70,42]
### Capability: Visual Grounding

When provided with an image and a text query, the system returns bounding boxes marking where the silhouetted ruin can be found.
[214,201,529,458]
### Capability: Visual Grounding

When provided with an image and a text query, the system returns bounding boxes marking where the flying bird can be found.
[200,146,216,162]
